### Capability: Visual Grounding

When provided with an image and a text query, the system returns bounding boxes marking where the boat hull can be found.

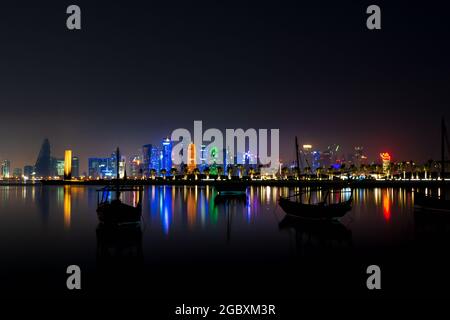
[97,200,141,225]
[278,197,352,220]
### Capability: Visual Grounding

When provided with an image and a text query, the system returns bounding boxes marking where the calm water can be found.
[0,185,449,299]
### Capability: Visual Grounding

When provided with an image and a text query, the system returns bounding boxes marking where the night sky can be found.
[0,0,449,173]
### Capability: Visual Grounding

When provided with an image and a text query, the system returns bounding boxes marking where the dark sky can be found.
[0,0,449,173]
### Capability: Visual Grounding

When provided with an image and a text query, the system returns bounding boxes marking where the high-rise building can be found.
[129,155,142,177]
[64,150,72,180]
[53,158,65,176]
[88,157,111,178]
[150,146,161,173]
[119,156,126,179]
[23,165,34,178]
[142,144,152,177]
[13,168,22,178]
[353,147,366,168]
[187,143,197,172]
[302,144,313,170]
[161,138,172,172]
[200,144,207,171]
[312,151,321,171]
[1,160,11,178]
[71,156,79,178]
[35,138,51,177]
[380,152,391,174]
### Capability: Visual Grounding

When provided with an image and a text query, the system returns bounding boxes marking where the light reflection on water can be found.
[0,185,418,241]
[2,185,450,298]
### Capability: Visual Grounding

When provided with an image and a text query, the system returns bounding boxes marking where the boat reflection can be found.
[414,208,450,244]
[95,223,144,293]
[279,215,352,257]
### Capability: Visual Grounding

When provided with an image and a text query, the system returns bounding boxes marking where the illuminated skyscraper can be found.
[380,153,391,174]
[199,144,207,171]
[353,147,366,168]
[71,156,79,178]
[1,160,11,178]
[187,143,197,172]
[302,144,313,170]
[150,146,161,173]
[13,168,22,178]
[142,144,152,177]
[35,138,51,177]
[64,150,72,180]
[312,151,321,171]
[54,159,64,176]
[161,138,172,172]
[88,157,111,178]
[23,165,34,178]
[129,155,142,177]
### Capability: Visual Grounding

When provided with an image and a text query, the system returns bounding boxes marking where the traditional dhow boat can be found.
[279,188,353,220]
[96,185,143,225]
[96,147,143,225]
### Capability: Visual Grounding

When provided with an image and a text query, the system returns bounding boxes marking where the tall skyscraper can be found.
[353,147,365,168]
[53,159,64,176]
[88,157,111,178]
[312,151,321,171]
[23,165,34,178]
[200,144,207,171]
[302,144,313,170]
[161,138,172,172]
[13,168,22,178]
[142,144,152,177]
[150,146,161,173]
[35,138,51,177]
[1,160,11,178]
[187,143,197,172]
[129,155,142,177]
[64,150,72,180]
[380,153,391,174]
[71,156,79,178]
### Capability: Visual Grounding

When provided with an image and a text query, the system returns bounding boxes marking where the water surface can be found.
[0,185,448,299]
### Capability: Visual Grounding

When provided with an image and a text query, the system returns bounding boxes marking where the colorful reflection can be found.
[382,190,391,221]
[63,185,71,229]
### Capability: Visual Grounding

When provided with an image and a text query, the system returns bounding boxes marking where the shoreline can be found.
[24,179,450,188]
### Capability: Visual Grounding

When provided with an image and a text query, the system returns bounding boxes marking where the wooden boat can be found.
[279,189,353,220]
[97,198,142,225]
[96,148,143,225]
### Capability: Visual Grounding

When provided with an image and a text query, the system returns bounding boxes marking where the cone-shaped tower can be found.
[35,138,51,177]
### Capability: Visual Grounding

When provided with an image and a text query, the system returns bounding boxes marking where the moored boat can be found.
[279,188,353,220]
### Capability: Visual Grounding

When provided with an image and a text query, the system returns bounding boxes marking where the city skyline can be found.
[0,135,442,178]
[0,1,449,172]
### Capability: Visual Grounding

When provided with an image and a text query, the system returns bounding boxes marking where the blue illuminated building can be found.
[161,138,172,172]
[312,151,321,171]
[142,144,152,177]
[150,146,161,173]
[88,157,114,178]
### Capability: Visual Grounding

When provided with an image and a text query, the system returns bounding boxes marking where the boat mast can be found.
[295,136,301,178]
[116,147,120,180]
[442,117,445,181]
